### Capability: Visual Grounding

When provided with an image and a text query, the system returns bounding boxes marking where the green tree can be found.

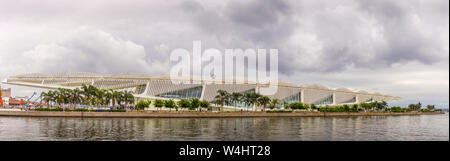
[41,91,54,108]
[199,100,210,111]
[231,92,243,111]
[70,88,82,109]
[190,98,200,110]
[164,99,176,111]
[351,104,358,111]
[214,90,230,111]
[109,90,121,108]
[408,102,422,111]
[283,101,289,110]
[95,89,107,108]
[289,102,306,110]
[136,99,151,110]
[154,99,164,110]
[360,103,371,111]
[243,92,261,111]
[270,99,280,109]
[177,99,191,110]
[258,96,271,111]
[123,90,135,109]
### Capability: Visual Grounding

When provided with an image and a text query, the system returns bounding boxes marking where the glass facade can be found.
[316,95,334,105]
[349,96,356,103]
[282,93,301,104]
[157,86,202,99]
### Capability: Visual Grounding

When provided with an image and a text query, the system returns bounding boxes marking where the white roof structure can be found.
[2,73,401,105]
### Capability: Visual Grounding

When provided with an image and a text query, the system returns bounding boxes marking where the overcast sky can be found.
[0,0,448,108]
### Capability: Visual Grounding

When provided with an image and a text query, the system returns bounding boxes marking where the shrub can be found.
[386,106,411,112]
[73,108,89,112]
[426,105,435,111]
[154,99,164,108]
[92,109,126,112]
[164,100,176,109]
[304,103,310,109]
[177,99,191,109]
[35,107,64,111]
[136,99,151,110]
[289,102,307,110]
[318,105,358,112]
[190,98,200,110]
[199,100,210,109]
[408,102,422,111]
[267,110,293,113]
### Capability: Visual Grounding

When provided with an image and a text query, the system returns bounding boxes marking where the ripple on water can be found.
[0,113,448,141]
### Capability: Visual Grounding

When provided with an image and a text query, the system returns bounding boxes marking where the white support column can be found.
[142,82,150,96]
[300,89,305,103]
[200,83,206,100]
[254,85,259,111]
[355,94,359,103]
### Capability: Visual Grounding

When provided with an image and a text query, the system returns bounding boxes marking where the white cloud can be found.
[5,27,154,75]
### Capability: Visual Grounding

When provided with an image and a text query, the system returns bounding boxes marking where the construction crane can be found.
[29,95,41,107]
[25,93,41,107]
[23,92,37,107]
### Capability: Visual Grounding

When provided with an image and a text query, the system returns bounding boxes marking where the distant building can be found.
[1,88,11,98]
[1,88,11,107]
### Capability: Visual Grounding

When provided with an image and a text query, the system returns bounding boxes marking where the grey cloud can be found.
[174,0,448,74]
[0,0,448,106]
[19,27,154,74]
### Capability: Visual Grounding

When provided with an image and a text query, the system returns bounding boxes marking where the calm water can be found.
[0,113,448,141]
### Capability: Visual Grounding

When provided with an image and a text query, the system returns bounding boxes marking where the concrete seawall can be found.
[0,111,444,118]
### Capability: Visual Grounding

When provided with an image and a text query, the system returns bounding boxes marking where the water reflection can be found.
[0,113,448,141]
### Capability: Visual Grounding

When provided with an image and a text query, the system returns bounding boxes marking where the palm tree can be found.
[41,91,52,108]
[381,101,388,110]
[116,91,125,109]
[258,96,271,111]
[253,93,262,111]
[82,84,100,108]
[283,101,289,110]
[214,90,230,111]
[243,92,262,111]
[37,84,137,111]
[55,88,66,108]
[109,90,121,108]
[123,90,135,110]
[242,93,255,111]
[95,89,107,108]
[231,92,242,112]
[270,99,280,110]
[71,88,82,109]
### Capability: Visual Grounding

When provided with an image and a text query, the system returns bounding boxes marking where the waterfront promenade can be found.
[0,110,444,118]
